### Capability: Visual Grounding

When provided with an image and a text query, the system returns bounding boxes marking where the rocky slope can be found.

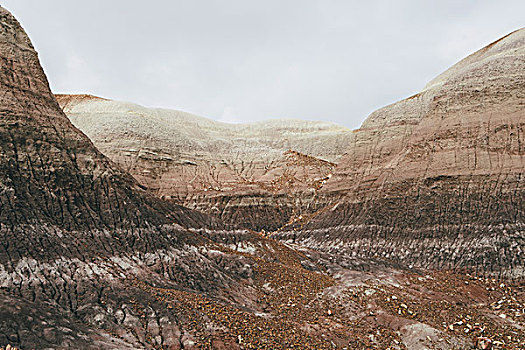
[276,29,525,280]
[56,94,351,231]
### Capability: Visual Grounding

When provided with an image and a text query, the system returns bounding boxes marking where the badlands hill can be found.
[57,94,352,231]
[0,4,272,348]
[277,28,525,279]
[1,5,524,349]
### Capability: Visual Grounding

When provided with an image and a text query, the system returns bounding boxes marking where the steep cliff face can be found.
[56,94,351,231]
[276,29,525,279]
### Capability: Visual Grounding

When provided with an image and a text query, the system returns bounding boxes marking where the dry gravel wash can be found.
[1,257,525,349]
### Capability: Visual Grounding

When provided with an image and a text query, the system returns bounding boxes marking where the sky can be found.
[2,1,524,129]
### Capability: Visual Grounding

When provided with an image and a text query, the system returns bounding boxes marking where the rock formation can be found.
[276,28,525,279]
[56,94,351,231]
[0,6,343,349]
[1,5,523,349]
[0,5,260,348]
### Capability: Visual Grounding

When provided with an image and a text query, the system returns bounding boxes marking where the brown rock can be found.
[476,337,492,349]
[0,5,288,349]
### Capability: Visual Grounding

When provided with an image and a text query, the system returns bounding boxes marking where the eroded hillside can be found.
[0,5,523,349]
[56,94,350,231]
[275,28,525,280]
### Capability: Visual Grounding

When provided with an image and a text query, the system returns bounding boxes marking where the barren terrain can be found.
[0,5,523,349]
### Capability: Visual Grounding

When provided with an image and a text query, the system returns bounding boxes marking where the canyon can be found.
[0,5,523,350]
[59,29,525,280]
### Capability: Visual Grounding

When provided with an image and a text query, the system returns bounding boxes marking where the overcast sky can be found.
[3,1,524,128]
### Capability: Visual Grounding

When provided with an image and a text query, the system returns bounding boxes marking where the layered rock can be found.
[0,5,256,348]
[1,6,524,348]
[57,94,351,231]
[276,28,525,279]
[0,6,343,349]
